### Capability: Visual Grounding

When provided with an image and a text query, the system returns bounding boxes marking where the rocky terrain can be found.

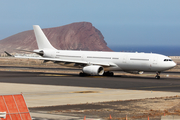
[0,22,112,53]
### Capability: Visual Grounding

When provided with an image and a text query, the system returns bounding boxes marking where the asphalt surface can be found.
[0,70,180,92]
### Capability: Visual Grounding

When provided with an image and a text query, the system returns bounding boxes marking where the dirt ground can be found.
[29,96,180,120]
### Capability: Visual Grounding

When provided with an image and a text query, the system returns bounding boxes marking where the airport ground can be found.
[0,57,180,120]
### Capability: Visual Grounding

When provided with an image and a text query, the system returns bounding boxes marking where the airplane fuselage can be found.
[40,49,176,72]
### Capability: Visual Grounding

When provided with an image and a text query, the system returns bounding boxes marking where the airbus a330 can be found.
[8,25,176,79]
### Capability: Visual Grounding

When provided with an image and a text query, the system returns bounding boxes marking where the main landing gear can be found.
[79,71,114,77]
[155,72,161,79]
[103,71,114,76]
[79,72,88,77]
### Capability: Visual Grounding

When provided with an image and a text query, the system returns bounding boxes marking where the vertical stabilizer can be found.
[33,25,56,50]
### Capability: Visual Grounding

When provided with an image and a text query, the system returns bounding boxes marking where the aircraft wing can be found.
[15,56,113,67]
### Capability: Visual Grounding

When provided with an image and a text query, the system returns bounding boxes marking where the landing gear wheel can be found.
[155,76,160,79]
[109,72,114,76]
[79,72,85,77]
[155,72,161,79]
[79,72,89,77]
[103,71,114,76]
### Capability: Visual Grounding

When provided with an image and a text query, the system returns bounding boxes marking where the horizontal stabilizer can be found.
[14,49,34,53]
[4,51,14,57]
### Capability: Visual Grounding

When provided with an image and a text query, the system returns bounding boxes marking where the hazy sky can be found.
[0,0,180,48]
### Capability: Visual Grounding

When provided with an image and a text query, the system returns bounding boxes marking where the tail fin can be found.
[33,25,56,50]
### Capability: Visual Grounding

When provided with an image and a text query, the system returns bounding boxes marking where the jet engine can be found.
[83,65,104,75]
[124,71,144,74]
[33,49,55,57]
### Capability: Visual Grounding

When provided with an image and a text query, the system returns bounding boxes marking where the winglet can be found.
[4,51,14,57]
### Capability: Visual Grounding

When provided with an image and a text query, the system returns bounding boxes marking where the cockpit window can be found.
[164,59,172,61]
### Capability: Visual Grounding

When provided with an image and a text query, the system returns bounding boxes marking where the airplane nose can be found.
[169,61,177,69]
[164,61,177,70]
[172,62,177,67]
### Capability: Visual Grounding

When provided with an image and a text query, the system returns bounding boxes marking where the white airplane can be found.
[13,25,176,79]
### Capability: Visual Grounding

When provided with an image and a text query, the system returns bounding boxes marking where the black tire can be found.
[110,72,114,76]
[155,76,160,79]
[103,71,114,76]
[79,72,89,77]
[79,72,84,77]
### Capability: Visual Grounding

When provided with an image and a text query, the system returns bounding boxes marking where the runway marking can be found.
[39,74,72,77]
[39,74,107,77]
[87,76,107,78]
[71,91,100,93]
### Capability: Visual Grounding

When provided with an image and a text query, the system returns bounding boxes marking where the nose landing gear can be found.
[155,72,161,79]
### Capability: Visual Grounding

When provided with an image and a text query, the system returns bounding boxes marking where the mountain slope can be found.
[0,22,112,53]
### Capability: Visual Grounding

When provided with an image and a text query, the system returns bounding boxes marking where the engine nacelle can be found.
[34,49,55,57]
[124,71,144,74]
[83,65,104,75]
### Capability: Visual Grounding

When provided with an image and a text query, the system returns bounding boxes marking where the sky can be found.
[0,0,180,48]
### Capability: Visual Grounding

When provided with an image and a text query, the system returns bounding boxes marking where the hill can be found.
[0,22,112,53]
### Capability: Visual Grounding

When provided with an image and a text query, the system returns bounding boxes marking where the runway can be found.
[0,70,180,92]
